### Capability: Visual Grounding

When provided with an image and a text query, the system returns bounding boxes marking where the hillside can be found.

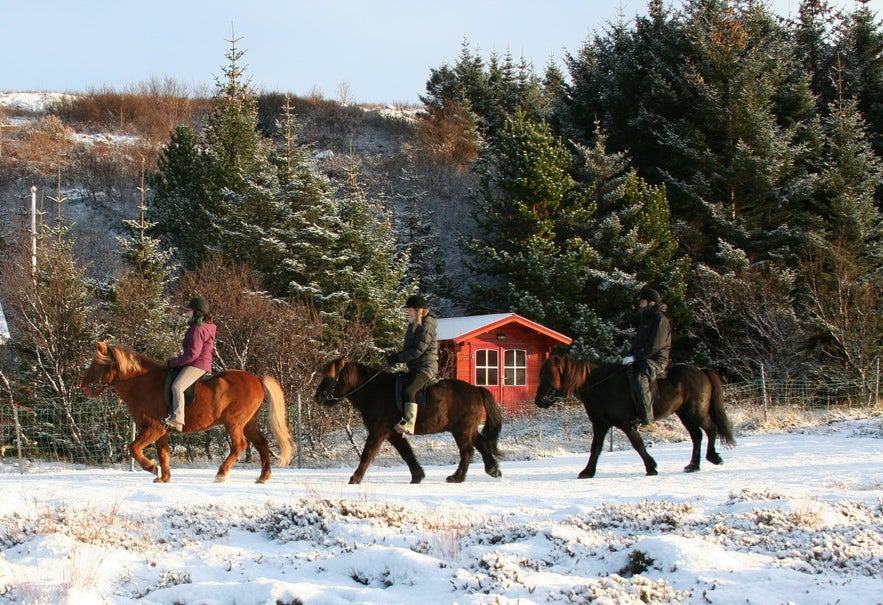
[0,91,477,314]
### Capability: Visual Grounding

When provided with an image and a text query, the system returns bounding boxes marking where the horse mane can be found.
[551,353,618,395]
[101,343,163,376]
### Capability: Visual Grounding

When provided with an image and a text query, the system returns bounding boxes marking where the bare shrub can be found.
[173,255,376,459]
[409,100,480,171]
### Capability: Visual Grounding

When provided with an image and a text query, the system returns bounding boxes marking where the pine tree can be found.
[111,167,178,357]
[463,110,599,340]
[833,0,883,159]
[801,95,883,378]
[146,125,211,267]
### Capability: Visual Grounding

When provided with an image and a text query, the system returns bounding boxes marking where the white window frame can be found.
[474,349,499,386]
[503,349,527,386]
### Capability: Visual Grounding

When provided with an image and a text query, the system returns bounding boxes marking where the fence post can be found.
[876,358,880,408]
[296,391,303,469]
[760,362,768,423]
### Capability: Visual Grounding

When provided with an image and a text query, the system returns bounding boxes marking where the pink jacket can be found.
[168,321,216,373]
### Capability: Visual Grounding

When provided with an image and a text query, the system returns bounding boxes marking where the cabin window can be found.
[503,349,527,386]
[475,349,499,385]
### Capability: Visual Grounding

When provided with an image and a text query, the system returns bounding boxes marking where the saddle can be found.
[164,367,213,412]
[625,364,662,413]
[394,371,440,412]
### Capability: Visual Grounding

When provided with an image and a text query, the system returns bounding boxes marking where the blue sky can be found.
[1,0,870,105]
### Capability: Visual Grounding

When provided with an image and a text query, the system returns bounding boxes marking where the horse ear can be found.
[97,341,107,354]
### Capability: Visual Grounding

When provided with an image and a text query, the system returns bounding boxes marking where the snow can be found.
[1,414,882,604]
[0,92,76,113]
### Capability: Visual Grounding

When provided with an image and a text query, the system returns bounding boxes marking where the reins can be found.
[330,365,387,400]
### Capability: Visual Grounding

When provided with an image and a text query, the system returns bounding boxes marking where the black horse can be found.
[313,356,503,484]
[535,352,735,478]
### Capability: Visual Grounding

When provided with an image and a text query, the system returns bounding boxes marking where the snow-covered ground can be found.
[1,410,881,605]
[0,92,75,113]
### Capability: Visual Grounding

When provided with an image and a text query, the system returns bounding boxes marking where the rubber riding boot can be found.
[394,402,418,435]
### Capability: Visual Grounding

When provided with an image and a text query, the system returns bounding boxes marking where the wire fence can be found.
[1,372,880,472]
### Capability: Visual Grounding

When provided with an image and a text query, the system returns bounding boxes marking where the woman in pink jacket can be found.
[162,297,216,433]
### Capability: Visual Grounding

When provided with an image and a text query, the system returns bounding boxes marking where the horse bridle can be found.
[82,365,165,394]
[318,364,386,403]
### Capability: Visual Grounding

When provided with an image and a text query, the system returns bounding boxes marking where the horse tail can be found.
[478,387,504,458]
[706,369,736,448]
[262,375,294,466]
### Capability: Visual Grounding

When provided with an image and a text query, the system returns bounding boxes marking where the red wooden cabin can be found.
[436,313,572,413]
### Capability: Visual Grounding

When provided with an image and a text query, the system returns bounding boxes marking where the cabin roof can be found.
[436,313,572,345]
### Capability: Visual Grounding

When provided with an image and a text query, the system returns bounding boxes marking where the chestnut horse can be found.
[80,341,293,483]
[535,352,735,478]
[313,357,503,484]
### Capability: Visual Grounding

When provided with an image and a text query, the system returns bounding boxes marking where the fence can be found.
[1,371,880,472]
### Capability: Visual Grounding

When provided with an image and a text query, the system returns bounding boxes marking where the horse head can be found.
[313,356,349,406]
[80,341,118,397]
[535,354,568,408]
[80,341,150,397]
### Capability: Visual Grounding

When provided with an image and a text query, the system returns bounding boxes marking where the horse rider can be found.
[386,294,438,435]
[622,286,671,431]
[162,296,216,433]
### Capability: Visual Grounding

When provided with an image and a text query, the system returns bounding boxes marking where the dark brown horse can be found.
[80,341,293,483]
[535,352,735,478]
[313,356,503,484]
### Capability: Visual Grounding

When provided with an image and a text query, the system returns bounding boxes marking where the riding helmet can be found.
[403,294,429,309]
[637,287,661,303]
[188,296,210,315]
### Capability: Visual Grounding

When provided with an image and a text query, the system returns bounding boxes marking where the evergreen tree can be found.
[801,95,883,378]
[111,170,178,357]
[463,110,599,341]
[656,0,814,265]
[833,0,883,160]
[0,225,102,458]
[146,125,211,267]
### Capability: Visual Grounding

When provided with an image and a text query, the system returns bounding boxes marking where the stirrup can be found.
[162,416,183,433]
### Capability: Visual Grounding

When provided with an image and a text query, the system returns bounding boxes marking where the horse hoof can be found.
[152,476,169,483]
[707,455,724,465]
[646,469,659,476]
[577,472,594,479]
[410,476,425,484]
[487,468,502,478]
[445,475,464,483]
[214,475,227,483]
[255,478,269,484]
[683,464,700,473]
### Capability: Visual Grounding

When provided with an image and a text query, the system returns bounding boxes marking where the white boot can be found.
[394,402,418,435]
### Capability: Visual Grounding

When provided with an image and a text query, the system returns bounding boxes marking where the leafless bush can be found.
[690,262,809,380]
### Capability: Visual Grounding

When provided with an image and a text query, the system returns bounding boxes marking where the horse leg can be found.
[682,422,703,472]
[444,431,476,483]
[579,426,609,479]
[704,426,724,466]
[130,424,169,482]
[350,432,387,485]
[475,432,502,479]
[243,416,273,484]
[623,425,658,476]
[215,425,248,483]
[387,433,426,484]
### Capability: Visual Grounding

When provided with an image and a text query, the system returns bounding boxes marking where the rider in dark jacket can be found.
[623,287,671,430]
[386,294,438,435]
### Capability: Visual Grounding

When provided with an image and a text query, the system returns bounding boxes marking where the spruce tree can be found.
[146,125,211,267]
[833,0,883,160]
[111,169,178,357]
[463,110,599,343]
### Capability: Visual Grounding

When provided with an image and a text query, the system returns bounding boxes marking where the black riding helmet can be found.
[188,297,210,316]
[403,294,428,309]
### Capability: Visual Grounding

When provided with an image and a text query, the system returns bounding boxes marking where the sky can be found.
[2,0,874,106]
[0,414,881,604]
